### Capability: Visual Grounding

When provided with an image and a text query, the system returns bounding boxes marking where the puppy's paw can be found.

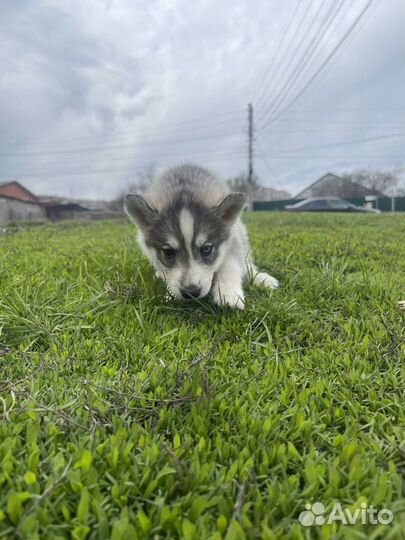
[253,272,279,289]
[164,289,176,302]
[213,285,245,310]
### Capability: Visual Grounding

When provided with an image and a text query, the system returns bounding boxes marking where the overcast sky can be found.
[0,0,404,199]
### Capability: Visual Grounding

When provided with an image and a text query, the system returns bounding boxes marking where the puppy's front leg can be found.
[212,257,245,310]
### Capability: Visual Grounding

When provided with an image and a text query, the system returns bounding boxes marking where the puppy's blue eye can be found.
[161,247,176,259]
[200,243,214,257]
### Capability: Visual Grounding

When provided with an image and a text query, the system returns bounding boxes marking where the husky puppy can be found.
[124,164,278,309]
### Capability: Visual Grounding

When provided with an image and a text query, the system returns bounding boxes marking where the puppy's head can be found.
[124,193,246,299]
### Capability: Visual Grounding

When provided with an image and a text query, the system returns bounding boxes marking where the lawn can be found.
[0,213,404,540]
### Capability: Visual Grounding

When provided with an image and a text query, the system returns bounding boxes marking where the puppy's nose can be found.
[180,286,201,299]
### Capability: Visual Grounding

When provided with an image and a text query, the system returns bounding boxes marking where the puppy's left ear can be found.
[214,193,247,223]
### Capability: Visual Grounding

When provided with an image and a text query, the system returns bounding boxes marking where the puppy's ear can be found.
[214,193,247,223]
[124,194,157,229]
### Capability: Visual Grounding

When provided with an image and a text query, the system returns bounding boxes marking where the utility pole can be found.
[247,103,254,211]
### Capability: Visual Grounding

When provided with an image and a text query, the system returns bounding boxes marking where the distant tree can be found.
[227,172,260,192]
[341,167,401,195]
[125,163,156,194]
[110,164,156,210]
[227,172,291,201]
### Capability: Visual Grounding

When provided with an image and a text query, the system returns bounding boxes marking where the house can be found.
[38,196,110,210]
[253,186,292,202]
[0,180,40,203]
[0,181,122,225]
[42,202,90,221]
[0,180,45,225]
[38,196,121,221]
[295,173,386,200]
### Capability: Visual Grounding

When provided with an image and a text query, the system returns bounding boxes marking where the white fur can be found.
[195,233,207,247]
[252,271,279,289]
[166,236,180,249]
[179,209,194,255]
[212,253,245,310]
[185,241,229,299]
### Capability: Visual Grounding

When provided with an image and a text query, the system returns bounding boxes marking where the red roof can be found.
[0,181,39,203]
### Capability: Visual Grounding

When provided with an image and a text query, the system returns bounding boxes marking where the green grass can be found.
[0,213,404,540]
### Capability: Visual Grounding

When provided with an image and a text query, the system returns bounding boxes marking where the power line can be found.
[256,154,402,160]
[252,0,302,110]
[270,132,405,154]
[0,129,245,157]
[4,153,400,182]
[259,0,340,124]
[264,0,377,126]
[3,115,244,151]
[4,149,402,181]
[0,147,247,173]
[277,107,405,114]
[258,117,402,125]
[0,148,247,176]
[256,142,280,185]
[282,0,384,112]
[255,0,316,115]
[9,116,400,153]
[3,131,401,176]
[4,107,400,154]
[259,0,348,128]
[261,127,404,136]
[5,124,402,172]
[1,153,247,180]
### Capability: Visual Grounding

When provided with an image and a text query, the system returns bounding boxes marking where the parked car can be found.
[284,197,381,213]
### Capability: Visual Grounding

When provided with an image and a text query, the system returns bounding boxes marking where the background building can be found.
[294,173,386,199]
[0,181,45,225]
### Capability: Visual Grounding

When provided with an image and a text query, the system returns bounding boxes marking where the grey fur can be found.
[124,164,279,308]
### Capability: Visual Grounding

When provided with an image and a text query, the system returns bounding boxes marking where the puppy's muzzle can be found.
[180,286,201,299]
